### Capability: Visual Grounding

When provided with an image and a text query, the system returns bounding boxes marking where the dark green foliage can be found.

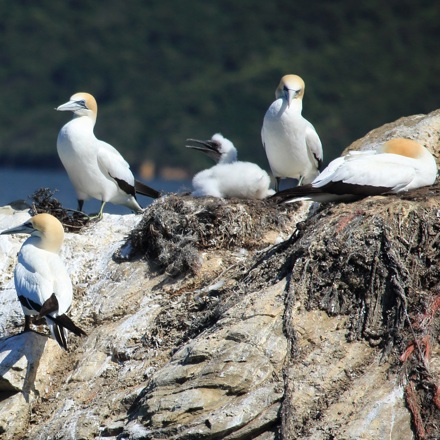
[0,1,439,171]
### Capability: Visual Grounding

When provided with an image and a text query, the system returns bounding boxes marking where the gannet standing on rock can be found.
[56,92,160,218]
[262,74,323,191]
[1,213,86,350]
[186,133,274,199]
[272,138,438,204]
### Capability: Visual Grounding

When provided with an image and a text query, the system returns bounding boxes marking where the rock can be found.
[282,309,413,439]
[129,281,286,438]
[0,206,32,337]
[345,108,440,156]
[0,332,63,439]
[0,332,48,393]
[0,392,29,439]
[0,109,439,439]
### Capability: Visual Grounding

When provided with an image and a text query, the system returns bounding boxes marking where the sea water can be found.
[0,167,191,214]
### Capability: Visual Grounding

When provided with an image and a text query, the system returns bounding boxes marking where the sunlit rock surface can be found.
[0,109,440,439]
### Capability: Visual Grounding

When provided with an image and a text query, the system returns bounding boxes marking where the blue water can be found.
[0,167,192,214]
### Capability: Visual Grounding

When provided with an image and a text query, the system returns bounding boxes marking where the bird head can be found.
[186,133,237,164]
[1,213,65,253]
[379,138,426,159]
[56,92,98,121]
[276,75,305,107]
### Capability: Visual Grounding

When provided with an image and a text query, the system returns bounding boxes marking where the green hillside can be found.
[0,1,439,175]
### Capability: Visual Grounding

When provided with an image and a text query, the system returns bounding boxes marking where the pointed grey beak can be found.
[185,139,222,162]
[56,100,84,112]
[1,221,34,236]
[284,88,300,107]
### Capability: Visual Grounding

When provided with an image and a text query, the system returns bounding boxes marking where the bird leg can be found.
[298,176,305,186]
[92,202,106,220]
[84,201,106,222]
[24,315,31,332]
[275,177,281,192]
[97,201,106,218]
[77,199,84,212]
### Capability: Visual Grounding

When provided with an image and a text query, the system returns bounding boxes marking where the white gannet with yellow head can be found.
[186,133,274,199]
[262,74,323,191]
[56,92,159,218]
[272,138,438,203]
[1,213,86,350]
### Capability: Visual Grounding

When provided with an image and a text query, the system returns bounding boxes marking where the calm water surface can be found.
[0,167,191,214]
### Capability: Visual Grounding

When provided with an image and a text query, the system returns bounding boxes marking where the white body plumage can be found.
[57,115,140,209]
[274,138,438,203]
[1,214,86,350]
[262,75,323,190]
[56,92,159,216]
[186,133,274,199]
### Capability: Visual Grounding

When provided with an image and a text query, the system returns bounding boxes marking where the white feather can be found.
[190,134,274,199]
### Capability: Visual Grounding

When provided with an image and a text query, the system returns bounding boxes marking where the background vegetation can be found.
[0,0,439,175]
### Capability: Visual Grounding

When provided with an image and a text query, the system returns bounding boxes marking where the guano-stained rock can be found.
[0,109,439,439]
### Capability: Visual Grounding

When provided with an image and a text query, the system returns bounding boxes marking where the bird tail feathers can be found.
[45,314,87,350]
[269,185,315,203]
[46,320,68,350]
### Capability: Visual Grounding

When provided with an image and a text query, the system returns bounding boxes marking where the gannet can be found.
[186,133,274,199]
[186,133,237,164]
[1,213,86,350]
[272,138,438,204]
[262,74,323,191]
[56,92,160,217]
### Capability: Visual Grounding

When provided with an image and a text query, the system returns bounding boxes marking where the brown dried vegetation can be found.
[126,194,299,277]
[279,184,440,439]
[29,188,91,232]
[126,186,440,439]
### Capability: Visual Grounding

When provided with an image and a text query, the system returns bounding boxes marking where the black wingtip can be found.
[135,180,161,199]
[269,184,315,203]
[52,323,68,350]
[47,314,87,338]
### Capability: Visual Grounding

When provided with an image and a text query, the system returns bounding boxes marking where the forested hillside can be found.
[0,1,439,175]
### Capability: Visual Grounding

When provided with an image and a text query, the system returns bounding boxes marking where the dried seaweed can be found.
[29,187,91,233]
[280,183,440,439]
[125,194,298,277]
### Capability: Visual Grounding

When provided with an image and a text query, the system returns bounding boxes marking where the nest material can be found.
[280,183,440,439]
[287,187,440,345]
[30,188,91,232]
[126,194,298,277]
[128,185,440,439]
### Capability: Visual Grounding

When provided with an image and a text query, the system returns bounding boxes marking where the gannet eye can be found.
[24,221,34,229]
[77,99,87,108]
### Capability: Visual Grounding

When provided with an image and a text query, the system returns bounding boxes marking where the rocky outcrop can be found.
[0,109,440,439]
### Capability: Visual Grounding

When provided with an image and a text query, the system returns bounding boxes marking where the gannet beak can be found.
[56,100,85,112]
[186,139,222,161]
[284,88,297,107]
[1,221,34,236]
